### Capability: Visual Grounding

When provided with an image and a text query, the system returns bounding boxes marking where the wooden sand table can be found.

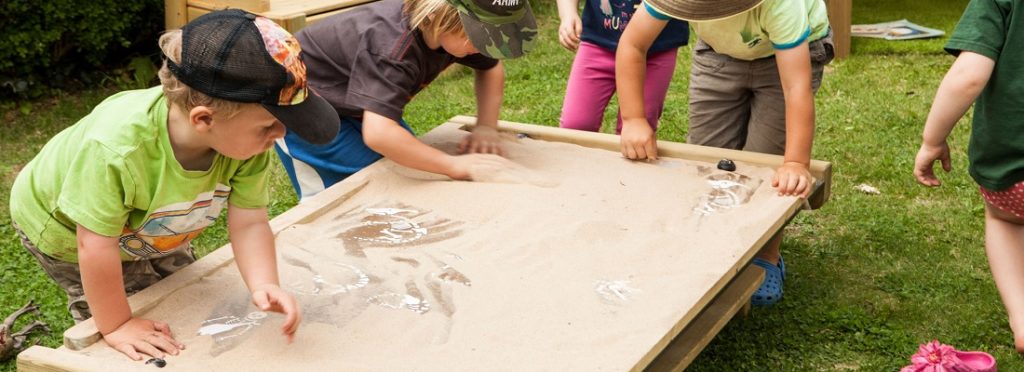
[18,116,830,371]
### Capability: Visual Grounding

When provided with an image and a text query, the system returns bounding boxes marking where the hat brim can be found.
[264,92,339,145]
[460,2,537,59]
[645,0,765,21]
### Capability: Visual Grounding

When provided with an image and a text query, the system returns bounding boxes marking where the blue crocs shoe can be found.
[751,256,785,306]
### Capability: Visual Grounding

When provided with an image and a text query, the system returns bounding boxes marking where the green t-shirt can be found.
[9,87,271,262]
[646,0,830,60]
[945,0,1024,191]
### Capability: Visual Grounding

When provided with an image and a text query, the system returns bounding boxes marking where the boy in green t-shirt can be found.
[9,10,338,361]
[915,0,1024,353]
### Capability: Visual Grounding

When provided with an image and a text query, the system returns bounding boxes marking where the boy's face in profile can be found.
[206,105,287,160]
[437,32,479,58]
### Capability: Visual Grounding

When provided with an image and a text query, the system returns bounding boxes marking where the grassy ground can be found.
[0,0,1008,370]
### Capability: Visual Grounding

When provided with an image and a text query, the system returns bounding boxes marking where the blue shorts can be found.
[274,116,413,199]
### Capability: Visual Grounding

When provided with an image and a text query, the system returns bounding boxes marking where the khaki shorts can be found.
[687,31,835,155]
[13,222,196,322]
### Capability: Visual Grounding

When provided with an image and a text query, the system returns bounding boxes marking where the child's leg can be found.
[979,187,1024,352]
[15,221,199,321]
[15,225,92,322]
[746,35,833,156]
[615,47,679,133]
[560,42,617,132]
[687,40,753,149]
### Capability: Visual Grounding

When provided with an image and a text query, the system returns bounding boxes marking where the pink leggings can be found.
[560,41,679,133]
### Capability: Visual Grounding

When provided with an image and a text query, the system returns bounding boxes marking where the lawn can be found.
[0,0,1008,370]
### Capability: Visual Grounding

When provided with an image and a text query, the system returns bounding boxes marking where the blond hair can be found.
[404,0,466,40]
[158,30,245,117]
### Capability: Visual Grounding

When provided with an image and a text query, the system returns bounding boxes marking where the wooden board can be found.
[19,117,830,371]
[166,0,377,32]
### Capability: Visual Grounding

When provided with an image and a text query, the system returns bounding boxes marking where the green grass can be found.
[1,0,1010,370]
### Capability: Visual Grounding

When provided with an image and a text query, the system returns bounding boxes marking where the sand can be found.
[60,124,797,371]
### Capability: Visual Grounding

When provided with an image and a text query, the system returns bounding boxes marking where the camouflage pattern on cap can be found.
[447,0,537,59]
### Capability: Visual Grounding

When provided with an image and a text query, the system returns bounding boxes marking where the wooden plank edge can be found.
[643,265,766,372]
[447,115,832,209]
[17,345,140,372]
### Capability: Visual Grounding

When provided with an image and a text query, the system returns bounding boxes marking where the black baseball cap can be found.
[167,9,338,144]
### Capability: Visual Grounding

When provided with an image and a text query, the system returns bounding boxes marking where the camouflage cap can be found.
[446,0,537,59]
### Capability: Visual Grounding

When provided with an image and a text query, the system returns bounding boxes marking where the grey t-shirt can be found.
[296,0,499,122]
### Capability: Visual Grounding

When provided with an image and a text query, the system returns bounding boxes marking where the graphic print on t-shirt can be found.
[600,0,639,31]
[118,185,231,259]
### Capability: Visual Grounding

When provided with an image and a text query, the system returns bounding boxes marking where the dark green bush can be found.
[1,0,164,99]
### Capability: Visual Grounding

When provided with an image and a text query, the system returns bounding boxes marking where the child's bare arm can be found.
[460,61,505,156]
[77,225,184,360]
[362,110,514,180]
[914,51,995,186]
[616,9,667,160]
[227,205,300,342]
[773,43,816,198]
[556,0,582,50]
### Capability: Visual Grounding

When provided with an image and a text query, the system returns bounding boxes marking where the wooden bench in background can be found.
[165,0,379,32]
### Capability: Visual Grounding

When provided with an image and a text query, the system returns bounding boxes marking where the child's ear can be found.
[189,106,215,132]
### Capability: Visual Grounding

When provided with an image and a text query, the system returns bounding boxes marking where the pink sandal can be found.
[900,340,996,372]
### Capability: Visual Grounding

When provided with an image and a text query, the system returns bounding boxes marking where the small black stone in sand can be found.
[717,159,737,172]
[146,358,166,368]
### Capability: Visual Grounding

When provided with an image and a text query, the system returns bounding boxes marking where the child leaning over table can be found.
[8,9,340,361]
[274,0,537,199]
[914,0,1024,354]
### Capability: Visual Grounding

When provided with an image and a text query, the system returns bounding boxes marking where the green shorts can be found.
[13,221,196,322]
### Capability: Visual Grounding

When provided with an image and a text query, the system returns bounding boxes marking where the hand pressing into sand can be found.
[104,317,184,361]
[250,283,301,343]
[620,118,658,161]
[445,154,557,187]
[459,125,505,156]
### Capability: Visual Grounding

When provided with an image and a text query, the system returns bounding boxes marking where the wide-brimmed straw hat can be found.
[644,0,766,21]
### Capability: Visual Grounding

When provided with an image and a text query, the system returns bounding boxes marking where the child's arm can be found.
[556,0,582,50]
[77,225,185,360]
[227,205,301,342]
[914,51,995,186]
[459,61,505,156]
[616,8,668,161]
[772,43,816,198]
[362,110,511,180]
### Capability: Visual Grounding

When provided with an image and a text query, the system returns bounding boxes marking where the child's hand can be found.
[459,125,505,156]
[103,317,184,361]
[445,153,513,181]
[772,162,814,198]
[251,283,301,343]
[914,141,951,187]
[558,13,582,51]
[620,119,657,160]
